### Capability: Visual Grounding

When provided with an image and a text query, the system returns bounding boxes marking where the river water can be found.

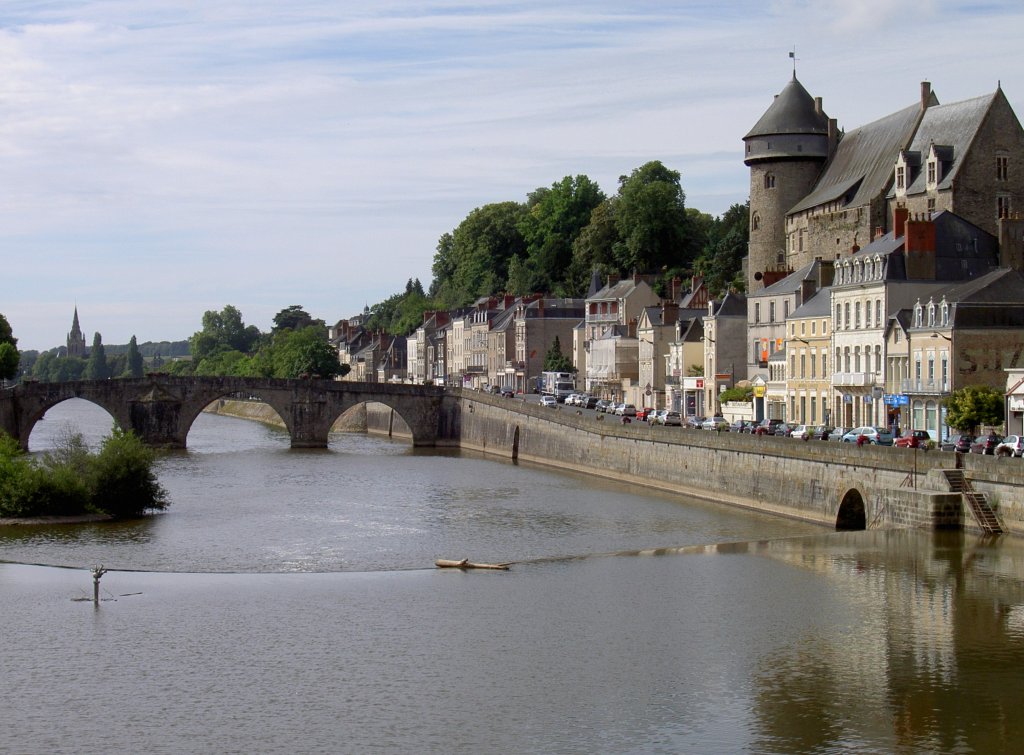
[3,399,1024,754]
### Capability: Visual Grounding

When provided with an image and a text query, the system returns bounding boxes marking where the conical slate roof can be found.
[745,75,829,139]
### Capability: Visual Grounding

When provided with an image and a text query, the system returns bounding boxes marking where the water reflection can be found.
[750,531,1024,753]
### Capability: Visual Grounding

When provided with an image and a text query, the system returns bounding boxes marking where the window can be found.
[928,354,935,382]
[854,346,861,373]
[835,303,841,327]
[927,303,935,327]
[927,160,937,185]
[784,300,790,319]
[941,355,948,388]
[769,302,776,323]
[865,303,872,328]
[927,198,936,212]
[822,352,828,376]
[811,396,817,423]
[914,302,923,327]
[765,173,776,189]
[800,352,806,378]
[997,155,1009,181]
[755,303,761,324]
[752,212,760,231]
[844,302,851,329]
[876,300,882,327]
[941,302,949,326]
[875,345,882,374]
[896,165,905,189]
[810,350,816,378]
[998,195,1012,219]
[854,301,861,329]
[790,354,795,376]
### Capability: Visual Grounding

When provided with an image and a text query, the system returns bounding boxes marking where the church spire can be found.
[67,306,87,359]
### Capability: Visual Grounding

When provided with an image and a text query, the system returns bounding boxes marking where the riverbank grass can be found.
[0,428,168,519]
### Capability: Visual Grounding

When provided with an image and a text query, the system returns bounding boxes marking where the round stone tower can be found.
[744,75,831,290]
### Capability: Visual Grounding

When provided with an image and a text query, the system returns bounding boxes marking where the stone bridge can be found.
[0,376,458,449]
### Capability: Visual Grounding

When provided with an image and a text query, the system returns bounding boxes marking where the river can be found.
[2,398,1024,754]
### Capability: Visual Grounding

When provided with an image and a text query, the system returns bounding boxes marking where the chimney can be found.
[893,205,909,238]
[827,118,839,157]
[607,272,621,287]
[905,213,937,280]
[661,300,679,325]
[921,81,932,110]
[814,96,823,116]
[672,276,683,301]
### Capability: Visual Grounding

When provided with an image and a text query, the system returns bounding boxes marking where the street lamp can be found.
[931,332,952,342]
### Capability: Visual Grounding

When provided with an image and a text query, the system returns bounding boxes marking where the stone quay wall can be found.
[448,390,1024,535]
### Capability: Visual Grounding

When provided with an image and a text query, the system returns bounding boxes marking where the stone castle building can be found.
[744,74,1024,290]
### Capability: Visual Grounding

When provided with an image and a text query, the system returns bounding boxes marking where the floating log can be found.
[435,558,510,571]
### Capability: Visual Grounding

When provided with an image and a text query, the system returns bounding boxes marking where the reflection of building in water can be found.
[747,530,1024,752]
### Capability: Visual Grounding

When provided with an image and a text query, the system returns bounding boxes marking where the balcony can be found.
[901,378,950,395]
[832,371,875,387]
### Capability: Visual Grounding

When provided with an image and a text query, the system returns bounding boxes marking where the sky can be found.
[2,1,1023,351]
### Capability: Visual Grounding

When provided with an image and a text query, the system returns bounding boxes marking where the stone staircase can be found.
[942,470,1003,534]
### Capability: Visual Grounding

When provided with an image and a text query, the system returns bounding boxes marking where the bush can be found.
[87,427,168,518]
[0,427,167,519]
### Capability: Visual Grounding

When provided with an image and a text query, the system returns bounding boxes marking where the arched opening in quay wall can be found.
[836,488,867,531]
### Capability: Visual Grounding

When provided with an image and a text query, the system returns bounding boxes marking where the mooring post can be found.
[91,565,107,605]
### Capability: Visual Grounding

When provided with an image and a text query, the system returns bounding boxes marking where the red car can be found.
[895,430,931,449]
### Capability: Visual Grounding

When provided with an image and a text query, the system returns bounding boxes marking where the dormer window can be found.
[941,300,950,326]
[927,301,936,327]
[997,155,1009,182]
[927,160,937,186]
[914,301,923,327]
[896,165,905,190]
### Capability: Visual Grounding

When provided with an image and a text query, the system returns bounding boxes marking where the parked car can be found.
[582,396,600,410]
[754,418,784,436]
[686,416,705,429]
[790,424,812,440]
[894,429,932,449]
[728,419,753,433]
[774,422,798,437]
[701,416,727,430]
[841,427,894,445]
[970,432,1002,455]
[500,389,515,398]
[594,399,609,413]
[635,407,652,421]
[661,411,682,426]
[540,395,557,407]
[995,435,1024,457]
[615,404,637,417]
[941,434,974,453]
[809,425,833,441]
[827,426,848,442]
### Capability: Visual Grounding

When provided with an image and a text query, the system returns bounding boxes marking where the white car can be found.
[540,395,557,407]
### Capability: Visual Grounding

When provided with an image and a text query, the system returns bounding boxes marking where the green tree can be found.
[943,385,1005,434]
[518,175,606,294]
[125,335,145,378]
[565,199,621,296]
[269,326,344,378]
[0,314,18,381]
[694,202,749,295]
[0,343,18,382]
[87,427,168,518]
[84,333,110,380]
[272,305,325,334]
[613,161,698,272]
[189,305,261,364]
[431,201,527,308]
[542,336,574,372]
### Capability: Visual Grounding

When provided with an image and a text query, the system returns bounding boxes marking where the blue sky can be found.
[2,0,1023,350]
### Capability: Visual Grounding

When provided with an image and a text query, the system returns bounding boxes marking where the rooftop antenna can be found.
[789,47,798,77]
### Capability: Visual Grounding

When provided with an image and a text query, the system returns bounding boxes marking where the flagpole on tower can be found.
[789,47,797,76]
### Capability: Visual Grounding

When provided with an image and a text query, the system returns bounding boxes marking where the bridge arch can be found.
[26,397,120,451]
[179,391,296,445]
[325,398,416,444]
[836,488,867,531]
[18,391,131,451]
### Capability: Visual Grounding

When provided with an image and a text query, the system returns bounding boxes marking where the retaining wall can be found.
[452,391,1024,535]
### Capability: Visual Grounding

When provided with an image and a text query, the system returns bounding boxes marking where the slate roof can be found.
[789,100,927,214]
[749,259,821,297]
[898,91,997,195]
[790,288,831,318]
[745,75,830,139]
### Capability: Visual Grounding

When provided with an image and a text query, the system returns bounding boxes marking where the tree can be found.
[125,336,145,378]
[943,385,1005,434]
[565,199,621,296]
[84,333,110,380]
[613,161,698,272]
[189,305,261,363]
[0,314,17,382]
[543,336,574,373]
[518,175,605,293]
[268,326,344,378]
[272,305,325,334]
[694,202,749,295]
[430,201,527,308]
